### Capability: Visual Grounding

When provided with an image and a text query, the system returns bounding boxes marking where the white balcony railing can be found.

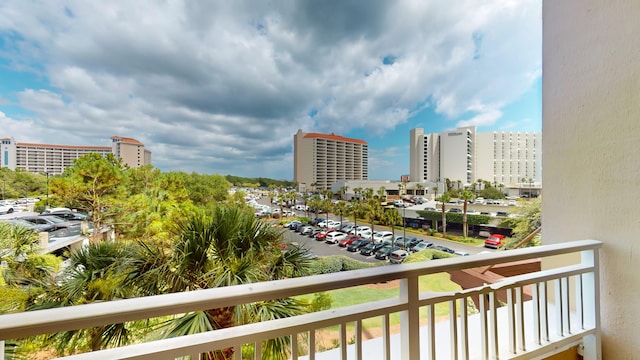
[0,240,601,359]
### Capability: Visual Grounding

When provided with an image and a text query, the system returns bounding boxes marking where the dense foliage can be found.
[225,175,296,189]
[416,210,491,225]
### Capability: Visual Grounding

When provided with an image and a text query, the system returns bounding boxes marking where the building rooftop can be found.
[303,132,367,145]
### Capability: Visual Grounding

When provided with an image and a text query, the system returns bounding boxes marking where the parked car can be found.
[309,228,323,238]
[495,211,509,217]
[0,201,16,215]
[324,231,347,244]
[339,234,360,247]
[359,242,384,256]
[433,245,455,254]
[346,239,369,252]
[447,208,462,213]
[300,225,314,235]
[389,249,410,264]
[40,210,89,222]
[375,245,401,260]
[340,223,355,233]
[1,219,57,234]
[454,251,470,256]
[373,231,393,243]
[349,226,371,236]
[484,234,506,249]
[315,230,330,241]
[393,236,411,248]
[410,241,433,253]
[406,237,423,249]
[309,217,326,226]
[288,221,302,230]
[358,229,373,240]
[18,215,82,237]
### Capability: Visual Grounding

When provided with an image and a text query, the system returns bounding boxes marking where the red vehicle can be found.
[315,230,330,241]
[484,234,505,249]
[339,234,360,247]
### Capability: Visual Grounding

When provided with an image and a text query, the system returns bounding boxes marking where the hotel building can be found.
[410,126,541,187]
[0,136,151,175]
[293,129,368,192]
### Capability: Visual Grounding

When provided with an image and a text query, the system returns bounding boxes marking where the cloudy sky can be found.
[0,0,541,180]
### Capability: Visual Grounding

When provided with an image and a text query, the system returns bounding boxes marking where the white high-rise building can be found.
[409,127,541,187]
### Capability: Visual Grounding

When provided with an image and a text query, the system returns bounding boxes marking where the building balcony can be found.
[0,240,601,359]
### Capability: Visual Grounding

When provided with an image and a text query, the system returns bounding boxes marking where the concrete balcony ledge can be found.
[0,239,602,359]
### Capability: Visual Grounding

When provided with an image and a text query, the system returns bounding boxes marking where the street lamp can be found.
[45,172,49,209]
[402,205,406,248]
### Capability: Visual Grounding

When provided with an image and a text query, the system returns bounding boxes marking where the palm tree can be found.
[432,186,438,200]
[334,200,349,227]
[31,241,142,352]
[35,207,314,358]
[376,186,387,202]
[438,193,451,235]
[415,183,424,196]
[350,198,362,230]
[459,189,475,238]
[340,185,349,200]
[365,198,383,233]
[382,209,402,240]
[353,187,363,201]
[136,207,313,359]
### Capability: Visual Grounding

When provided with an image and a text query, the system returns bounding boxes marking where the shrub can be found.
[308,255,380,274]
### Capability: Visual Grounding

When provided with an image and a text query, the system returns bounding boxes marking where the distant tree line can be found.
[225,175,296,189]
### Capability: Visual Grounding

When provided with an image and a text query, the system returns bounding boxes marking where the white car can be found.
[373,231,393,243]
[358,230,373,240]
[0,202,16,214]
[349,225,371,236]
[325,231,347,244]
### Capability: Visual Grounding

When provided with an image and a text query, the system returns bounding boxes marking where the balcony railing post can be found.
[581,248,602,359]
[400,274,420,360]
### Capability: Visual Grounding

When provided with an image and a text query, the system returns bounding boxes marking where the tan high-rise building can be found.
[111,136,152,169]
[293,129,368,192]
[0,136,151,175]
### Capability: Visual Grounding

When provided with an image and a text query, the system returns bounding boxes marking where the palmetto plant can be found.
[137,206,313,359]
[29,206,314,359]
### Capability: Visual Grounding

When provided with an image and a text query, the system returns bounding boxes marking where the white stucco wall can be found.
[542,1,640,357]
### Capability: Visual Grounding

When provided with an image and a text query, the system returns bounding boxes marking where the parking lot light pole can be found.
[45,172,49,209]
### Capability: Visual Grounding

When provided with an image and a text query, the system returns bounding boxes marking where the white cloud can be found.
[0,0,541,178]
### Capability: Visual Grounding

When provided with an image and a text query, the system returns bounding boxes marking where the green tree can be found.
[31,242,141,353]
[139,207,313,359]
[438,193,451,235]
[506,197,542,248]
[50,153,125,241]
[382,209,402,240]
[459,189,475,238]
[365,198,383,233]
[432,186,438,199]
[333,200,349,228]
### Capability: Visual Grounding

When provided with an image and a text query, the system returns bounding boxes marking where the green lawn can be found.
[298,266,463,333]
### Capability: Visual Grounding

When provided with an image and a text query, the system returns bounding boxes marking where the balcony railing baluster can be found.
[0,240,602,359]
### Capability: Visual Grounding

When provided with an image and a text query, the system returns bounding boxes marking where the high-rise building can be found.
[111,136,152,169]
[293,129,368,191]
[409,127,541,187]
[0,136,151,175]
